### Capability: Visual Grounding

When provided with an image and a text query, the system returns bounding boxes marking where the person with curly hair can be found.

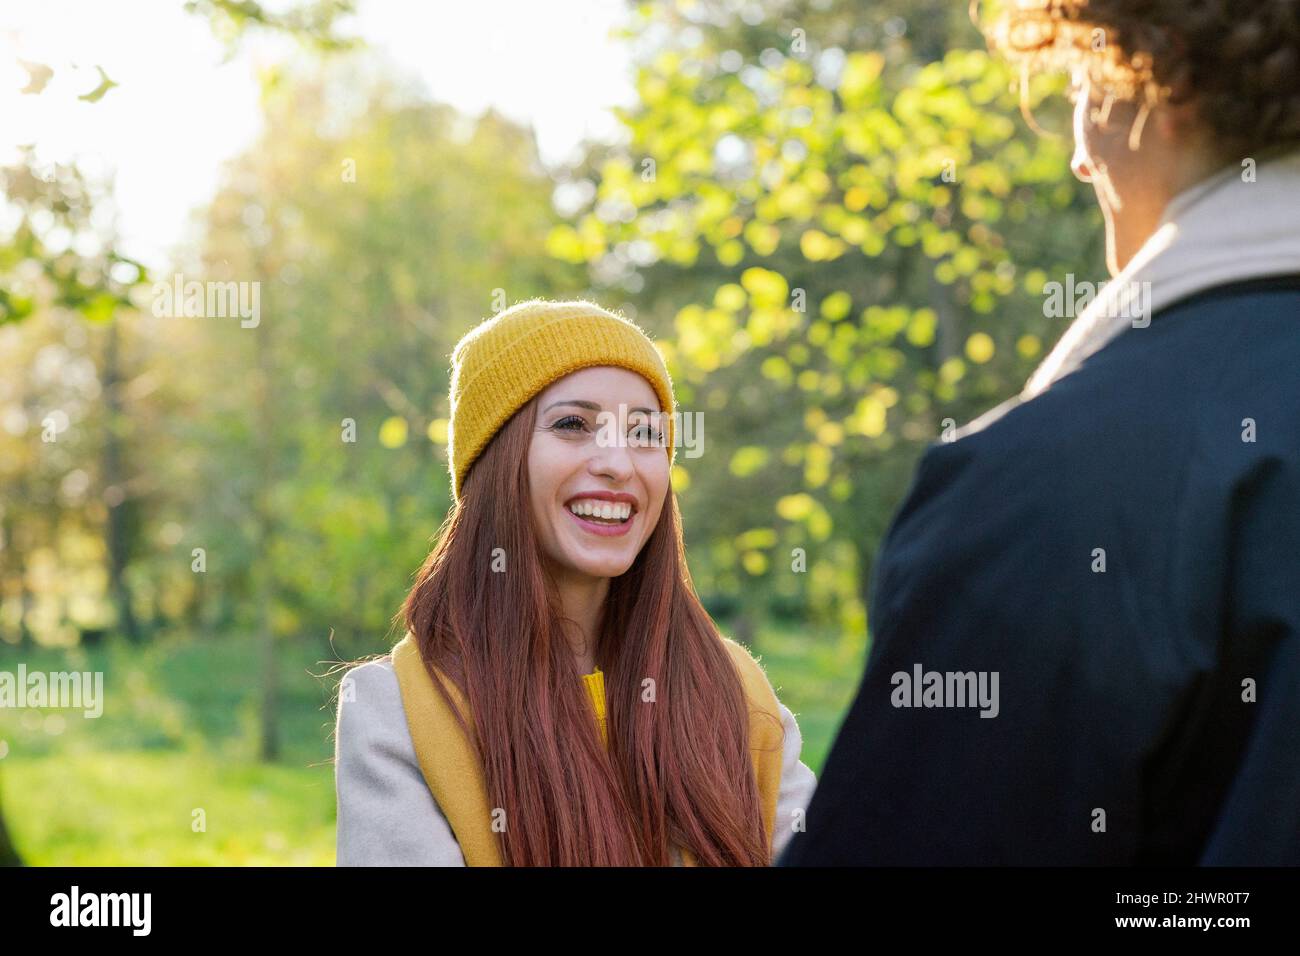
[780,1,1300,865]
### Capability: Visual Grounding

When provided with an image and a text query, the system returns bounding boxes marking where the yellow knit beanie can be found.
[447,299,676,502]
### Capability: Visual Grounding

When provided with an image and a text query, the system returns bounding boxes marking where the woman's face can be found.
[528,365,671,583]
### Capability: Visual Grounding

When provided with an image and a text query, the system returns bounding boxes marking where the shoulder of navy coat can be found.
[779,276,1300,865]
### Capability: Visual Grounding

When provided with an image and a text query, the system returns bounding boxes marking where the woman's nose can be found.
[589,442,635,482]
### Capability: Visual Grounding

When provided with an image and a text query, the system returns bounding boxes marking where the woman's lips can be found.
[566,507,634,537]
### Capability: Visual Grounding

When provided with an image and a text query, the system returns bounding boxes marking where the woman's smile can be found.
[564,494,638,537]
[567,506,635,537]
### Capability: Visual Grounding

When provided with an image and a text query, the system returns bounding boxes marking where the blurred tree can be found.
[0,0,356,858]
[184,0,359,52]
[0,0,360,649]
[182,55,579,757]
[550,0,1104,642]
[0,153,151,644]
[0,771,18,866]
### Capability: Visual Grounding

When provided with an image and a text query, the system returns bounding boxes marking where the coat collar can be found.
[1021,148,1300,401]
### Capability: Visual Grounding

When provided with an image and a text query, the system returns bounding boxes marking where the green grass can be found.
[0,631,343,865]
[5,750,335,865]
[0,623,865,864]
[744,620,867,771]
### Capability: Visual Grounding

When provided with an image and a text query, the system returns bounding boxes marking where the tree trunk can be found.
[0,508,18,647]
[102,312,141,643]
[0,771,23,867]
[731,609,756,654]
[254,270,280,763]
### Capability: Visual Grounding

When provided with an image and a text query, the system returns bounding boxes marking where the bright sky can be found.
[0,0,636,271]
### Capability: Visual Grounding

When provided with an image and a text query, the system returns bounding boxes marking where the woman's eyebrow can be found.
[542,400,601,413]
[542,400,658,415]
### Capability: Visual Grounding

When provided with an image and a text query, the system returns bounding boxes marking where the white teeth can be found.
[567,499,632,521]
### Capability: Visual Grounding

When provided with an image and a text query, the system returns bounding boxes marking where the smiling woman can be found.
[528,367,671,590]
[333,299,817,867]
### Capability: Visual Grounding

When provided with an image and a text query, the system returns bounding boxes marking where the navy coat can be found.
[779,276,1300,865]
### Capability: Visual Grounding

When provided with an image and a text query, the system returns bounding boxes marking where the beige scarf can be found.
[1022,149,1300,400]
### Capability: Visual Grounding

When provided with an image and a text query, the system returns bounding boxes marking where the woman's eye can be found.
[552,415,587,432]
[631,423,664,445]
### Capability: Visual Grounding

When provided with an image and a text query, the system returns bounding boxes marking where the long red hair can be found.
[397,393,771,865]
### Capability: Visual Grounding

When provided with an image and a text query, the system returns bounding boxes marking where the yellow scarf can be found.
[390,630,785,866]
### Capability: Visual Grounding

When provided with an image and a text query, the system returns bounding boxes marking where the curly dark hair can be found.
[979,0,1300,157]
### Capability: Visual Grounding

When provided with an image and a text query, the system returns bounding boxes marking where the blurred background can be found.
[0,0,1102,864]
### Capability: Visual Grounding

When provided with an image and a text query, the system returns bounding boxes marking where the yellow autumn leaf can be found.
[379,416,408,448]
[965,332,995,364]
